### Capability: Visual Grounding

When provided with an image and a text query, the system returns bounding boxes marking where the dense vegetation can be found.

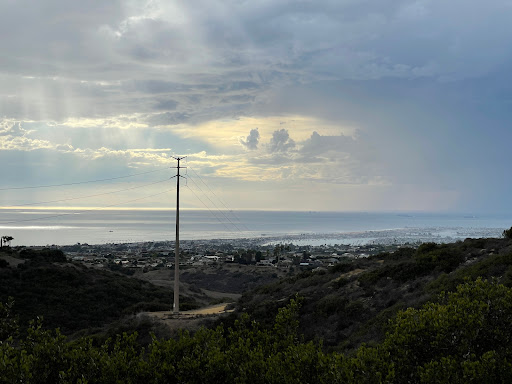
[0,248,199,334]
[2,279,512,383]
[3,235,512,382]
[237,237,512,350]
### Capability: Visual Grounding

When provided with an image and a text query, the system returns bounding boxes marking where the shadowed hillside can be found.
[0,248,201,335]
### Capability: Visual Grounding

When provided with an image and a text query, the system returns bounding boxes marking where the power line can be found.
[186,175,244,233]
[0,167,170,191]
[6,179,170,207]
[185,185,241,238]
[0,187,176,225]
[188,166,251,231]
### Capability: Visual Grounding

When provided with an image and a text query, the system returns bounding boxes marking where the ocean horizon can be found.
[1,208,512,247]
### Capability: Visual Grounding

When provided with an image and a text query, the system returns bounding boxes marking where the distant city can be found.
[56,238,400,272]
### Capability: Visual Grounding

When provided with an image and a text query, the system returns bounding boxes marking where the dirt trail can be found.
[186,303,232,315]
[145,303,233,323]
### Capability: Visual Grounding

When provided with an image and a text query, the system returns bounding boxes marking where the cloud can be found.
[162,115,353,150]
[3,0,511,124]
[1,1,512,211]
[144,112,190,126]
[55,143,75,152]
[89,147,175,167]
[239,128,260,150]
[0,121,28,137]
[153,99,178,111]
[300,131,354,156]
[268,129,295,153]
[0,121,55,151]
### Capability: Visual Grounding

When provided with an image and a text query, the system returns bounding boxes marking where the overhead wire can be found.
[185,184,241,238]
[187,165,251,232]
[1,161,251,241]
[186,174,245,233]
[1,187,176,225]
[0,166,170,191]
[7,178,170,207]
[180,159,243,236]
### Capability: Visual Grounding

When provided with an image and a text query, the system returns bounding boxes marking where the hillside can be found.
[235,237,512,351]
[4,237,512,382]
[2,236,512,350]
[0,247,201,335]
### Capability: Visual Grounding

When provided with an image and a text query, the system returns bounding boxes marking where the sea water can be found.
[0,209,511,246]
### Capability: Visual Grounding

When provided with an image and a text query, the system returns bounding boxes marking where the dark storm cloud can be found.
[1,0,511,124]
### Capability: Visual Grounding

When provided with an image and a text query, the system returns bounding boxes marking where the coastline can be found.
[0,209,510,247]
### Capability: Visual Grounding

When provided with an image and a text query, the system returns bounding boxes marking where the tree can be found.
[0,236,13,248]
[503,227,512,239]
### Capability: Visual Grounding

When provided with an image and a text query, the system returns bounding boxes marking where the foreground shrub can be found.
[342,278,512,383]
[2,279,512,383]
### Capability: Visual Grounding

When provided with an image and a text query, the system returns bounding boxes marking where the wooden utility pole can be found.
[172,156,186,314]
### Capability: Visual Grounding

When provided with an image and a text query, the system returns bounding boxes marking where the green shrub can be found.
[414,244,464,274]
[19,248,66,262]
[342,278,512,383]
[330,262,355,274]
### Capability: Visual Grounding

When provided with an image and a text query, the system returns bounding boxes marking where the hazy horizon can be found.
[1,209,511,247]
[2,206,512,216]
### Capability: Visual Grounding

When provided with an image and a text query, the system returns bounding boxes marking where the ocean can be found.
[0,208,511,247]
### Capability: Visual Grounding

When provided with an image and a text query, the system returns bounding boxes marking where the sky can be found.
[1,0,512,213]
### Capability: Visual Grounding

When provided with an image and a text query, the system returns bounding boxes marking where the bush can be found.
[19,248,66,263]
[0,296,340,383]
[3,280,512,383]
[342,278,512,383]
[414,244,464,274]
[330,262,355,274]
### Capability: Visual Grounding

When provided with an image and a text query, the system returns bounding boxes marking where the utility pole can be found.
[172,156,186,314]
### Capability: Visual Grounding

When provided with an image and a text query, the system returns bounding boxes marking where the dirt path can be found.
[186,303,232,315]
[145,302,234,323]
